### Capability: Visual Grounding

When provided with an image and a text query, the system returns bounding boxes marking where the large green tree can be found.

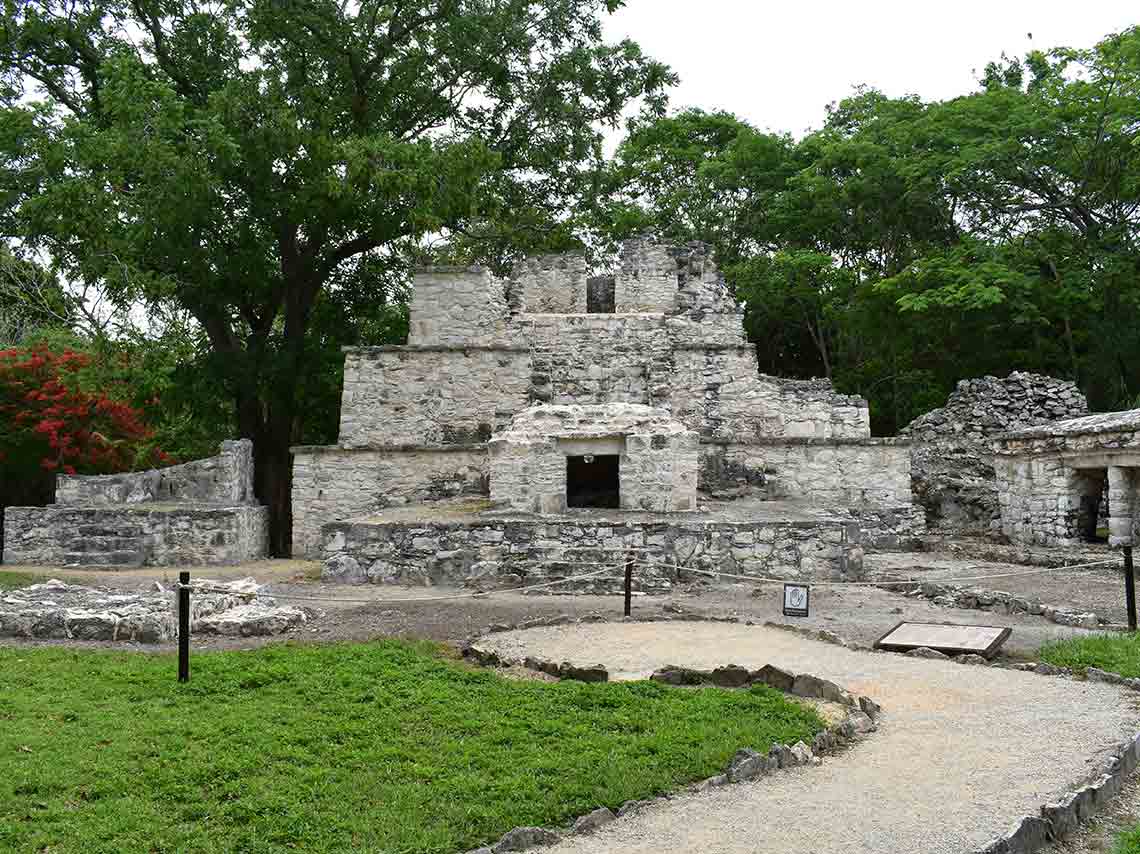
[599,28,1140,432]
[0,0,672,553]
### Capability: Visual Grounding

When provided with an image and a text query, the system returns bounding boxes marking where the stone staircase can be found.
[61,523,151,567]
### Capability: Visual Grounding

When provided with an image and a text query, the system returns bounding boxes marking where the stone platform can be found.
[3,503,268,567]
[2,440,269,568]
[320,498,922,593]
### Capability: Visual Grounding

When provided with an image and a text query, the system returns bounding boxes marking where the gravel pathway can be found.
[476,622,1140,854]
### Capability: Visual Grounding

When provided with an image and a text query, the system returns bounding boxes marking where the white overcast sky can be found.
[603,0,1138,139]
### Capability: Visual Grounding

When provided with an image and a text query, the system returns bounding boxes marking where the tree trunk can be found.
[234,383,295,557]
[255,433,293,558]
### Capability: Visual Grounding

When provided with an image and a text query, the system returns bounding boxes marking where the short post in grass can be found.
[623,552,633,617]
[178,571,191,682]
[1125,547,1137,632]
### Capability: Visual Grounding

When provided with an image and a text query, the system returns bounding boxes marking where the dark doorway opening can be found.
[586,276,616,314]
[567,455,620,508]
[1075,468,1109,543]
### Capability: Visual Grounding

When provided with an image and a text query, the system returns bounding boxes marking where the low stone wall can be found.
[3,504,268,567]
[320,515,864,590]
[290,445,489,558]
[56,439,257,505]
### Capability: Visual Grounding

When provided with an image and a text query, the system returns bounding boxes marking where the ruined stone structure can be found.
[994,410,1140,546]
[901,373,1088,532]
[2,440,269,566]
[297,239,919,586]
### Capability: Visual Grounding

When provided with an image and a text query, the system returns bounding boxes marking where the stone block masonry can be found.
[321,513,864,591]
[291,446,488,558]
[293,237,920,562]
[55,439,257,505]
[994,409,1140,546]
[3,440,269,567]
[3,504,268,567]
[902,372,1087,532]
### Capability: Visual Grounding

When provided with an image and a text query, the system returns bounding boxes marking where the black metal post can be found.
[1125,546,1137,632]
[623,553,633,618]
[178,570,190,682]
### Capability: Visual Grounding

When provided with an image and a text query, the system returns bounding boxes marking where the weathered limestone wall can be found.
[902,373,1088,532]
[56,439,257,506]
[509,254,588,314]
[338,334,869,448]
[522,314,670,406]
[3,504,268,566]
[487,404,699,514]
[337,347,532,447]
[3,439,268,567]
[614,238,679,313]
[321,515,864,590]
[670,351,869,441]
[994,410,1140,546]
[702,439,913,506]
[407,267,510,346]
[291,446,488,557]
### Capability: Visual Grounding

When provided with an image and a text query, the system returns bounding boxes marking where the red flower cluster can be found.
[0,345,170,477]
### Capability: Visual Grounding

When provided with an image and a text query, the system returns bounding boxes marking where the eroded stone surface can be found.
[0,578,311,642]
[3,440,269,567]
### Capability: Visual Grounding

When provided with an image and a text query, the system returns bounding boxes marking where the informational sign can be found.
[874,622,1012,659]
[782,583,810,618]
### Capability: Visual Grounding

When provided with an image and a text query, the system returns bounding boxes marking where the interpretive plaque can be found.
[782,583,810,618]
[874,621,1011,659]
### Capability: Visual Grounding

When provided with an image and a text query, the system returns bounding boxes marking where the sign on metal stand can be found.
[783,583,810,618]
[178,570,190,682]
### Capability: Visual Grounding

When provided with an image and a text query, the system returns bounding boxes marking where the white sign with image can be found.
[783,583,810,617]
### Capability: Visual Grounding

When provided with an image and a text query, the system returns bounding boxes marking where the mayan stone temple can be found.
[294,239,921,590]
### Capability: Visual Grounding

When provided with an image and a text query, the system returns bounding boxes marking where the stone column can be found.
[1107,466,1139,547]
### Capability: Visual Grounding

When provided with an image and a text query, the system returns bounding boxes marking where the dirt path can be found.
[476,622,1140,854]
[1,560,1106,657]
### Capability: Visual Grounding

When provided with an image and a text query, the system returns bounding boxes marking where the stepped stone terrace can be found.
[296,238,921,590]
[3,440,268,567]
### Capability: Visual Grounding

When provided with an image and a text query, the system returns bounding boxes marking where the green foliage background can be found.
[1,5,1138,543]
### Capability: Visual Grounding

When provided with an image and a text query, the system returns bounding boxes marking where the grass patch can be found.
[0,640,823,853]
[0,570,43,590]
[1117,825,1140,853]
[1039,632,1140,678]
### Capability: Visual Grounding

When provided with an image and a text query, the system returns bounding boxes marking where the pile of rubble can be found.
[0,578,314,642]
[901,372,1087,532]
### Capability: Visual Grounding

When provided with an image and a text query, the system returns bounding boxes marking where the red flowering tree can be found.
[0,345,171,514]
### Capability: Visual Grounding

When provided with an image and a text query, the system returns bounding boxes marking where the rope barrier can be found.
[178,565,618,605]
[645,557,1121,588]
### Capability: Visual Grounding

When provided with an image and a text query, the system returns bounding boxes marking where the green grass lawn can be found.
[0,641,823,854]
[0,570,44,590]
[1117,826,1140,853]
[1038,632,1140,678]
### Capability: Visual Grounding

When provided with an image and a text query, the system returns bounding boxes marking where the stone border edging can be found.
[877,576,1106,629]
[459,615,881,854]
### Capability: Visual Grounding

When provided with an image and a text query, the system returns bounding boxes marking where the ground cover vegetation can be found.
[0,7,1136,552]
[1039,631,1140,853]
[0,0,672,554]
[0,640,823,853]
[1039,632,1140,679]
[1116,825,1140,853]
[599,27,1140,432]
